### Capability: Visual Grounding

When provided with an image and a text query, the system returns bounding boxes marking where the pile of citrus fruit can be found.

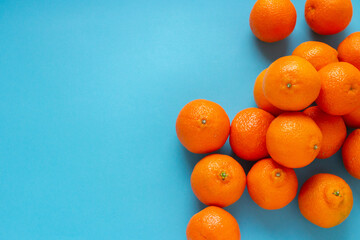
[176,0,360,239]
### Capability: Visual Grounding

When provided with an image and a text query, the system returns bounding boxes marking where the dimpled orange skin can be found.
[298,173,353,228]
[316,62,360,116]
[343,106,360,128]
[249,0,297,43]
[176,99,230,154]
[338,32,360,71]
[186,206,241,240]
[253,69,284,116]
[305,0,353,35]
[230,108,275,161]
[342,129,360,179]
[266,112,322,168]
[247,158,298,210]
[263,56,321,111]
[303,106,347,159]
[292,41,339,71]
[191,154,246,207]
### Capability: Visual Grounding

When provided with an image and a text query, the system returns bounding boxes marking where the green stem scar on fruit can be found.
[201,119,207,124]
[333,190,342,197]
[314,144,318,150]
[287,83,292,88]
[275,172,281,177]
[220,171,228,180]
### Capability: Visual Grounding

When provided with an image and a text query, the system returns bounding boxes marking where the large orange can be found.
[230,108,274,161]
[249,0,297,43]
[342,129,360,179]
[292,41,338,71]
[266,112,322,168]
[343,106,360,128]
[298,173,353,228]
[305,0,353,35]
[316,62,360,116]
[253,69,283,116]
[186,206,241,240]
[191,154,246,207]
[338,32,360,71]
[303,106,347,159]
[176,99,230,154]
[263,56,321,111]
[247,158,298,210]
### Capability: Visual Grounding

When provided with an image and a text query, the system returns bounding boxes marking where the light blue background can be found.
[0,0,359,239]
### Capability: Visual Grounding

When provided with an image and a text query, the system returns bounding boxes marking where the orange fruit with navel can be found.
[176,99,230,154]
[266,112,322,168]
[298,173,353,228]
[263,56,321,111]
[247,158,298,210]
[186,206,241,240]
[191,154,246,208]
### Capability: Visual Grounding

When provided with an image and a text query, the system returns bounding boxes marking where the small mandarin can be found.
[305,0,353,35]
[230,108,274,161]
[266,112,322,168]
[176,99,230,154]
[342,129,360,179]
[249,0,297,43]
[303,106,347,159]
[316,62,360,116]
[191,154,246,207]
[338,32,360,71]
[186,206,241,240]
[292,41,338,71]
[247,158,298,210]
[263,56,321,111]
[253,69,283,116]
[299,173,353,228]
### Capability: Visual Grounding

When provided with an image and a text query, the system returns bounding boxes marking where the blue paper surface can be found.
[0,0,359,239]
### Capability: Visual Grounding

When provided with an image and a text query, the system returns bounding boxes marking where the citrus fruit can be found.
[230,108,274,161]
[343,106,360,128]
[247,158,298,210]
[186,206,241,240]
[190,154,246,207]
[316,62,360,115]
[292,41,338,71]
[303,106,347,159]
[249,0,297,43]
[298,173,353,228]
[338,32,360,71]
[342,129,360,179]
[253,69,283,116]
[305,0,353,35]
[266,112,322,168]
[176,99,230,154]
[263,56,321,111]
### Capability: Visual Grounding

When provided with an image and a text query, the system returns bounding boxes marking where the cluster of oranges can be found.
[176,0,360,238]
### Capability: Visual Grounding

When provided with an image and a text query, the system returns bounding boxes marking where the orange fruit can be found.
[298,173,353,228]
[303,106,347,159]
[186,206,241,240]
[263,56,321,111]
[190,154,246,207]
[253,69,283,116]
[343,106,360,128]
[230,108,274,161]
[305,0,353,35]
[266,112,322,168]
[342,129,360,179]
[338,32,360,71]
[247,158,298,210]
[176,99,230,154]
[292,41,338,71]
[249,0,297,43]
[316,62,360,116]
